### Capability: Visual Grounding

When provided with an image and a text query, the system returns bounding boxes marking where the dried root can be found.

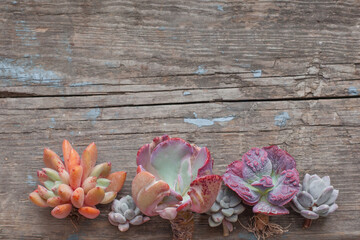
[238,214,289,240]
[170,211,194,240]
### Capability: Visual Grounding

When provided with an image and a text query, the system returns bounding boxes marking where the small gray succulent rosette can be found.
[108,195,150,232]
[207,186,245,232]
[291,174,339,219]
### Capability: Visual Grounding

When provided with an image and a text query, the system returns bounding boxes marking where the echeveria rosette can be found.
[223,146,300,216]
[132,135,222,220]
[290,173,339,228]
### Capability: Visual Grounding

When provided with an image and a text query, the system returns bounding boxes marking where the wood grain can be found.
[0,0,359,239]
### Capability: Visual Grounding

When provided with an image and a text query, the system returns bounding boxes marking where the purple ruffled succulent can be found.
[223,146,300,215]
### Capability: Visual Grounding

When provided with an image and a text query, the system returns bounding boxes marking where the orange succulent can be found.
[29,140,126,219]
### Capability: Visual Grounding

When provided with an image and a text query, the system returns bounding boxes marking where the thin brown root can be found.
[238,215,290,240]
[68,208,81,232]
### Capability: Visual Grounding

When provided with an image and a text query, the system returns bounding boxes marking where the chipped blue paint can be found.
[348,86,358,96]
[70,131,75,136]
[274,112,290,127]
[86,108,101,124]
[220,50,224,54]
[0,57,62,87]
[193,112,197,118]
[49,118,56,129]
[252,69,262,78]
[171,36,178,40]
[186,39,190,43]
[158,26,166,31]
[238,232,257,240]
[27,175,36,187]
[235,58,239,62]
[67,233,79,240]
[12,1,18,4]
[15,21,38,46]
[184,115,234,127]
[69,82,93,87]
[183,91,191,96]
[217,5,224,11]
[194,65,207,75]
[105,62,120,68]
[67,57,72,63]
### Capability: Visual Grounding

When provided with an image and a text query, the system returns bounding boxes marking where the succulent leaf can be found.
[85,187,105,206]
[42,168,61,182]
[47,196,63,207]
[69,165,83,190]
[43,148,65,171]
[78,206,100,219]
[96,178,111,189]
[29,191,48,207]
[90,162,111,178]
[58,184,73,202]
[68,148,81,173]
[62,139,73,171]
[106,171,127,193]
[51,204,72,219]
[81,142,97,182]
[71,187,85,208]
[82,176,97,194]
[100,191,117,204]
[223,146,300,216]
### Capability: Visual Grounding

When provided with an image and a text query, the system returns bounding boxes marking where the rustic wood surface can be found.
[1,0,360,239]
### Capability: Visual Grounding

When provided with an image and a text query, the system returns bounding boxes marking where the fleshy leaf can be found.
[192,147,213,177]
[267,168,299,206]
[62,139,73,171]
[300,210,319,219]
[314,204,330,215]
[150,138,193,189]
[29,191,48,207]
[51,204,72,219]
[316,186,334,205]
[81,142,97,182]
[106,171,127,193]
[47,196,63,207]
[58,169,70,185]
[68,148,81,173]
[241,148,272,182]
[297,191,314,208]
[323,203,338,216]
[263,145,296,174]
[82,176,97,194]
[187,175,222,213]
[71,187,85,208]
[253,198,289,215]
[78,206,100,219]
[90,162,111,178]
[100,191,117,204]
[309,179,327,199]
[69,165,83,190]
[58,184,73,202]
[96,178,111,189]
[43,148,65,171]
[42,168,61,182]
[132,170,170,216]
[85,187,105,206]
[37,185,56,200]
[223,161,261,205]
[324,189,339,206]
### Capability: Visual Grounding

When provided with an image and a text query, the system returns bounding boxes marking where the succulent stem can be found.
[222,221,230,237]
[170,211,194,240]
[303,218,313,229]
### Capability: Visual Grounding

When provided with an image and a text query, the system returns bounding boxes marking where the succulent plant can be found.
[207,186,245,236]
[29,140,127,219]
[132,135,222,239]
[290,173,339,228]
[223,146,300,236]
[109,195,150,232]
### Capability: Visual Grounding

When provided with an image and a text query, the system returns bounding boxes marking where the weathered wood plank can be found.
[1,98,359,239]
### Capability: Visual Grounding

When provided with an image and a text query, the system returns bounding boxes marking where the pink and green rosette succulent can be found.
[132,135,222,220]
[223,146,300,216]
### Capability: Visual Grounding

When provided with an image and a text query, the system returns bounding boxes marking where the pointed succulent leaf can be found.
[78,206,100,219]
[253,198,289,215]
[44,180,55,190]
[322,176,331,186]
[69,165,83,190]
[297,191,314,208]
[85,187,105,206]
[300,210,319,219]
[223,161,261,205]
[322,203,338,216]
[324,189,339,206]
[43,148,65,171]
[96,178,111,189]
[81,142,98,182]
[263,145,296,174]
[37,170,49,184]
[29,191,48,207]
[316,186,334,205]
[51,181,62,195]
[314,204,330,215]
[58,184,73,202]
[100,191,117,204]
[68,148,81,174]
[106,171,127,193]
[71,187,85,208]
[42,168,61,182]
[37,185,56,200]
[82,176,97,194]
[90,162,111,178]
[58,169,70,185]
[267,168,299,206]
[47,196,63,207]
[302,173,311,192]
[51,204,72,219]
[62,139,73,171]
[187,175,222,213]
[309,179,327,199]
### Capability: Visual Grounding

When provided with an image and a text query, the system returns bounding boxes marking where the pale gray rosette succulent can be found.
[108,195,150,232]
[291,174,339,222]
[207,186,245,235]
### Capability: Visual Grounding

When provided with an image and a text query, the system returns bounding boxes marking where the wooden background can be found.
[1,0,359,239]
